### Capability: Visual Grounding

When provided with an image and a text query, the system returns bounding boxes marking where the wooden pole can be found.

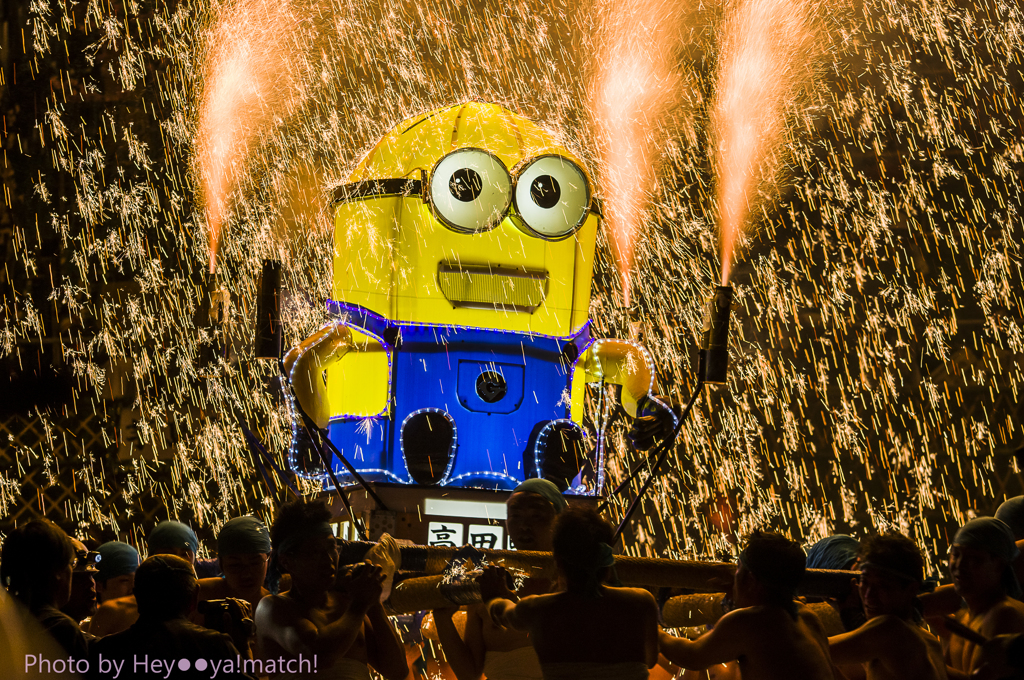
[377,542,859,615]
[346,541,852,593]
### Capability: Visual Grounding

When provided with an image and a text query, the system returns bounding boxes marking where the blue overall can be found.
[324,302,592,490]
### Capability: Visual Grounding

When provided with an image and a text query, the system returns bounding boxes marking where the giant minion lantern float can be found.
[284,102,672,500]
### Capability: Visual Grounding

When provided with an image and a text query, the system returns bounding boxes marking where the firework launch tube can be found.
[700,285,733,384]
[254,259,283,360]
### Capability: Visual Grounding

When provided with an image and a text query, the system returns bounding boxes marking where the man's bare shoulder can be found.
[509,592,552,612]
[721,605,773,623]
[255,592,301,623]
[853,614,919,640]
[604,586,658,607]
[981,598,1024,636]
[797,603,828,631]
[90,596,138,635]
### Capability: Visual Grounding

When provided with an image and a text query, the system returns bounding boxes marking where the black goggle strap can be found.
[331,177,604,218]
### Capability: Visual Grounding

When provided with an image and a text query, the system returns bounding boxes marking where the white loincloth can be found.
[483,646,544,680]
[540,662,649,680]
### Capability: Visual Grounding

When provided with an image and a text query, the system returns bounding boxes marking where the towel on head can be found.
[954,517,1022,599]
[512,478,569,514]
[96,541,140,582]
[148,521,199,555]
[996,497,1024,541]
[217,516,271,556]
[806,535,861,571]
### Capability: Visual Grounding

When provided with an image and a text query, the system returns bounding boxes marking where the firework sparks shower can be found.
[0,0,1022,590]
[590,0,684,306]
[711,0,818,286]
[196,0,312,273]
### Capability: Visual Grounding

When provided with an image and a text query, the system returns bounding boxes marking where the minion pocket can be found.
[456,361,525,413]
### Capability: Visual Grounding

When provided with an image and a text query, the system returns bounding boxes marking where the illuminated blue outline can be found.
[443,470,521,489]
[532,419,594,492]
[326,299,593,342]
[400,407,458,486]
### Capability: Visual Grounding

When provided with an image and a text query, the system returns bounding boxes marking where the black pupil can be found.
[530,175,560,209]
[449,168,483,202]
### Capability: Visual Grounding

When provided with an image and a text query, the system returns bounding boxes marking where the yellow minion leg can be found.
[575,339,658,418]
[287,324,356,429]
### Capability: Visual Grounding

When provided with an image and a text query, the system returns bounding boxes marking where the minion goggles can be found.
[332,149,601,241]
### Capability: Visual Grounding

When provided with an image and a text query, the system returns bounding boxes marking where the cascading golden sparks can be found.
[590,0,684,306]
[712,0,816,285]
[6,0,1024,576]
[195,0,310,273]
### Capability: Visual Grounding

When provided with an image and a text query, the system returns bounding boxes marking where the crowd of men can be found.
[4,480,1024,679]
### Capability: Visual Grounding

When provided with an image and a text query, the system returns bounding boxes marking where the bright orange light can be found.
[712,0,816,285]
[195,0,309,273]
[591,0,683,306]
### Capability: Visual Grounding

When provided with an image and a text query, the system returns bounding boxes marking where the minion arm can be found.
[286,324,356,429]
[576,339,657,417]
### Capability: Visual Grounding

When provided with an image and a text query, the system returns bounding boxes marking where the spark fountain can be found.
[590,0,684,306]
[2,0,1024,587]
[195,0,313,274]
[711,0,818,287]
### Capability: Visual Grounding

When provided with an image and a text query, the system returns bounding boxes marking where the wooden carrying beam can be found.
[369,542,858,615]
[389,578,849,637]
[344,541,853,594]
[659,595,845,634]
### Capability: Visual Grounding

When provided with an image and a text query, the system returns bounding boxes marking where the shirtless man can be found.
[433,478,566,680]
[89,555,250,680]
[943,517,1024,679]
[90,521,198,636]
[485,507,659,680]
[199,516,271,608]
[84,541,139,636]
[659,530,837,680]
[255,499,407,680]
[828,533,947,679]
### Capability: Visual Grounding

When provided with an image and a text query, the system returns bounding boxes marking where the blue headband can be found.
[996,497,1024,541]
[218,516,271,556]
[954,517,1022,599]
[149,521,199,555]
[96,541,140,582]
[806,535,861,571]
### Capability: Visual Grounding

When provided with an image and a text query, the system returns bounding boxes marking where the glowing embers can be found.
[401,408,458,486]
[534,419,595,493]
[437,263,549,313]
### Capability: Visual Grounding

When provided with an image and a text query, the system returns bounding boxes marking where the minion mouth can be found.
[437,263,549,313]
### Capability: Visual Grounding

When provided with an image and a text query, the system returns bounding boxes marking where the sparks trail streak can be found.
[196,0,312,273]
[2,0,1023,578]
[712,0,817,286]
[590,0,684,307]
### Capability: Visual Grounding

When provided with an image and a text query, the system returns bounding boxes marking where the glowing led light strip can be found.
[533,419,593,494]
[400,408,458,486]
[424,498,508,520]
[443,471,521,489]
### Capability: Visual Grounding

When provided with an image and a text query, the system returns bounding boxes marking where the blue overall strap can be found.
[326,299,392,341]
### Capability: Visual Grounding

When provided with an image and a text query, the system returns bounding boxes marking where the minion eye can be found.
[512,156,591,240]
[429,149,512,233]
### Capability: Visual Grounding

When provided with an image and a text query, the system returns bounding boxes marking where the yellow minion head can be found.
[331,101,599,337]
